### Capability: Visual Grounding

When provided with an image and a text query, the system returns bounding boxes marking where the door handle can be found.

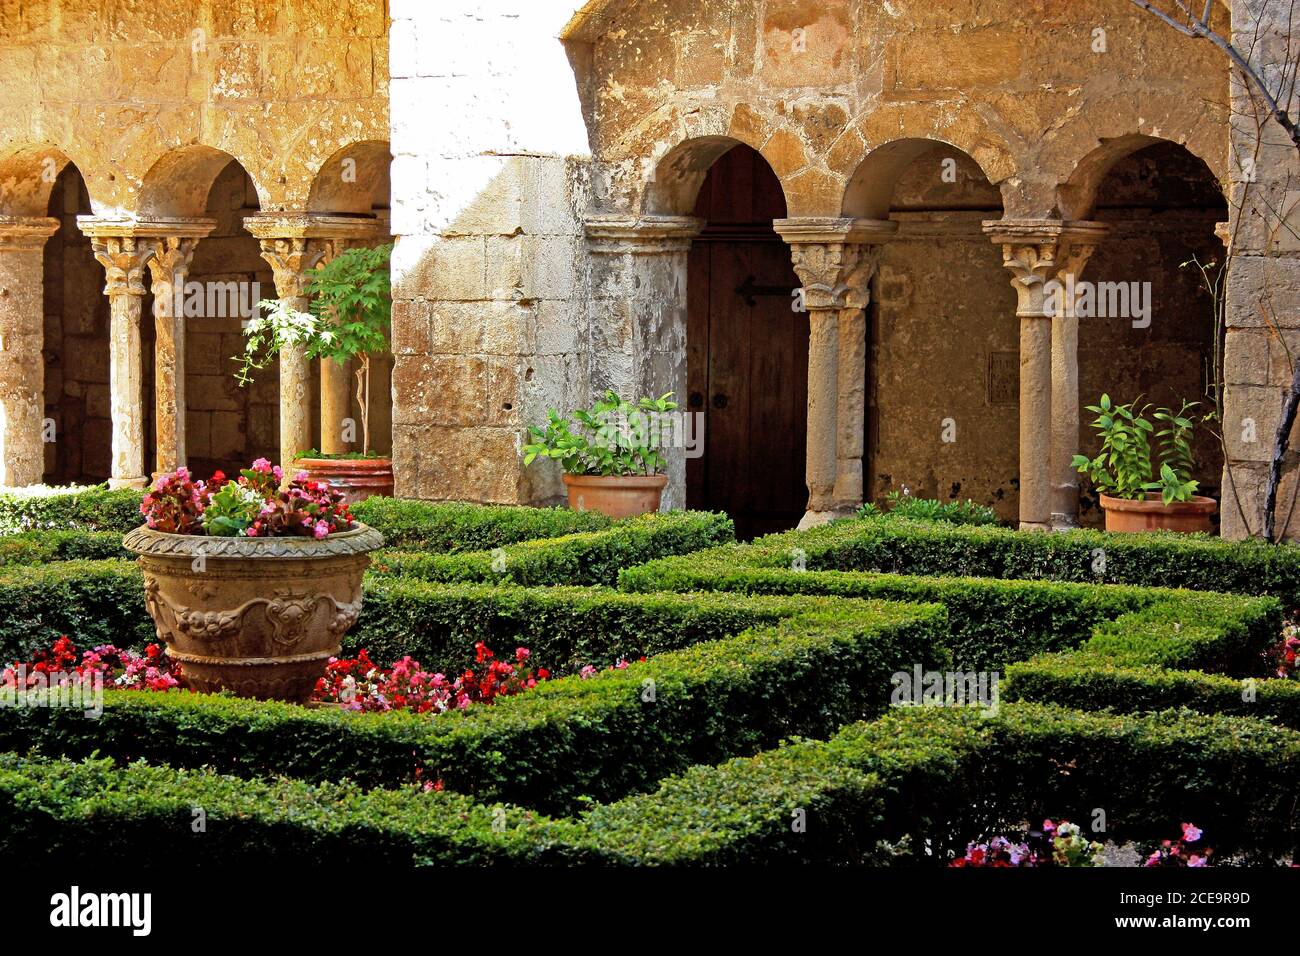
[712,394,728,409]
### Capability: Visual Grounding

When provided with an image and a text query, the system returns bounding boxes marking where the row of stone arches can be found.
[606,132,1226,533]
[0,139,393,487]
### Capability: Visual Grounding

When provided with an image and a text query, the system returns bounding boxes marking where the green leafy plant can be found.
[1072,395,1202,505]
[523,391,678,477]
[854,490,1001,526]
[237,243,393,456]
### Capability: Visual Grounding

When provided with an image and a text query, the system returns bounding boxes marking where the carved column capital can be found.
[982,219,1108,317]
[244,212,386,298]
[584,215,703,255]
[773,217,896,311]
[79,216,216,297]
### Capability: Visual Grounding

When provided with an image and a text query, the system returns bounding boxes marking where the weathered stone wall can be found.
[1220,0,1300,540]
[389,0,592,503]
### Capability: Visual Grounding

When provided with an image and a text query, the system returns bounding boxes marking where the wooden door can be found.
[686,146,808,540]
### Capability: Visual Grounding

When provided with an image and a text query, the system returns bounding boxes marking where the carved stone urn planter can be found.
[123,523,384,702]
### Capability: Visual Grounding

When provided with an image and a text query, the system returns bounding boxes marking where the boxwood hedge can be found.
[5,704,1295,865]
[663,514,1300,605]
[0,594,945,814]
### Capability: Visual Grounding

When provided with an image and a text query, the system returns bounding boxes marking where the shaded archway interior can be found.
[867,142,1011,518]
[685,143,805,539]
[1075,140,1227,525]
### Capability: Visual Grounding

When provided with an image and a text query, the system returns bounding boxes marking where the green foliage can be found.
[0,486,144,534]
[1071,394,1202,504]
[523,391,678,476]
[238,244,392,453]
[200,481,263,536]
[0,592,944,815]
[6,704,1297,865]
[371,510,734,587]
[350,497,612,551]
[0,560,150,662]
[0,530,129,566]
[657,514,1300,606]
[854,490,1001,526]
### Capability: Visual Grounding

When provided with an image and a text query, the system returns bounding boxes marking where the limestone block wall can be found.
[1220,0,1300,540]
[389,0,592,503]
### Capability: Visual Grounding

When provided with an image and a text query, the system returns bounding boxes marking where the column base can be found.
[109,476,148,490]
[798,509,853,530]
[1018,520,1051,532]
[1050,512,1080,532]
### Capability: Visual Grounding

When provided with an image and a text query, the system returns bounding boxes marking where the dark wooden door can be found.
[686,146,808,540]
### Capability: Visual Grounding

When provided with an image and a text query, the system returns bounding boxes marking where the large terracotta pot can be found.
[562,473,666,519]
[122,523,384,702]
[1099,493,1217,534]
[295,457,394,506]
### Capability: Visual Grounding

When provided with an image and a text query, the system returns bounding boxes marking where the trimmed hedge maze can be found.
[1,497,1299,865]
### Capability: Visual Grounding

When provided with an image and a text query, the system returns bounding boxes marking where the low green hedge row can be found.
[0,595,946,815]
[621,547,1281,674]
[0,560,151,659]
[696,514,1300,605]
[0,530,129,566]
[5,703,1295,865]
[350,496,612,552]
[371,511,733,587]
[1004,588,1296,727]
[0,486,144,534]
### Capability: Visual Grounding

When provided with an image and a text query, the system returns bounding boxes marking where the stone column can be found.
[1047,231,1105,529]
[0,216,60,487]
[775,218,896,528]
[80,220,153,489]
[145,222,215,477]
[244,215,384,469]
[983,220,1107,531]
[585,215,703,511]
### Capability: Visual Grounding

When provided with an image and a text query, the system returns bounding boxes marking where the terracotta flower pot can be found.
[295,457,394,506]
[123,523,384,702]
[562,473,667,519]
[1099,493,1217,534]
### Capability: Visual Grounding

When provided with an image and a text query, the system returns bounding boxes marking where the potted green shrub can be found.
[238,243,394,504]
[523,390,677,518]
[1071,394,1217,533]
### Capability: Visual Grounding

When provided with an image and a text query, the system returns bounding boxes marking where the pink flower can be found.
[1181,823,1203,842]
[251,457,272,472]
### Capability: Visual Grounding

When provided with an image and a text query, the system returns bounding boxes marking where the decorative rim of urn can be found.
[123,521,385,558]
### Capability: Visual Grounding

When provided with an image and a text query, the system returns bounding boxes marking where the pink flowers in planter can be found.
[140,459,352,538]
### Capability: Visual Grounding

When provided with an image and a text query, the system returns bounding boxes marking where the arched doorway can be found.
[1077,140,1227,526]
[686,143,805,538]
[43,162,111,483]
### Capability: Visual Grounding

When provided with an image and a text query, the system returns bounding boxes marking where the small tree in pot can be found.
[523,391,678,518]
[238,243,394,504]
[1072,393,1217,533]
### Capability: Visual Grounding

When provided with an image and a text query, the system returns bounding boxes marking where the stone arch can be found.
[1057,133,1227,221]
[138,145,267,219]
[642,133,789,217]
[306,140,392,216]
[0,144,80,216]
[842,134,1013,218]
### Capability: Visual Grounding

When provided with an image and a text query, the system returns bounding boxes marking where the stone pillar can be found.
[983,220,1107,531]
[81,220,153,489]
[775,217,896,528]
[145,223,215,477]
[0,216,60,487]
[244,215,385,469]
[1047,233,1104,529]
[585,215,703,511]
